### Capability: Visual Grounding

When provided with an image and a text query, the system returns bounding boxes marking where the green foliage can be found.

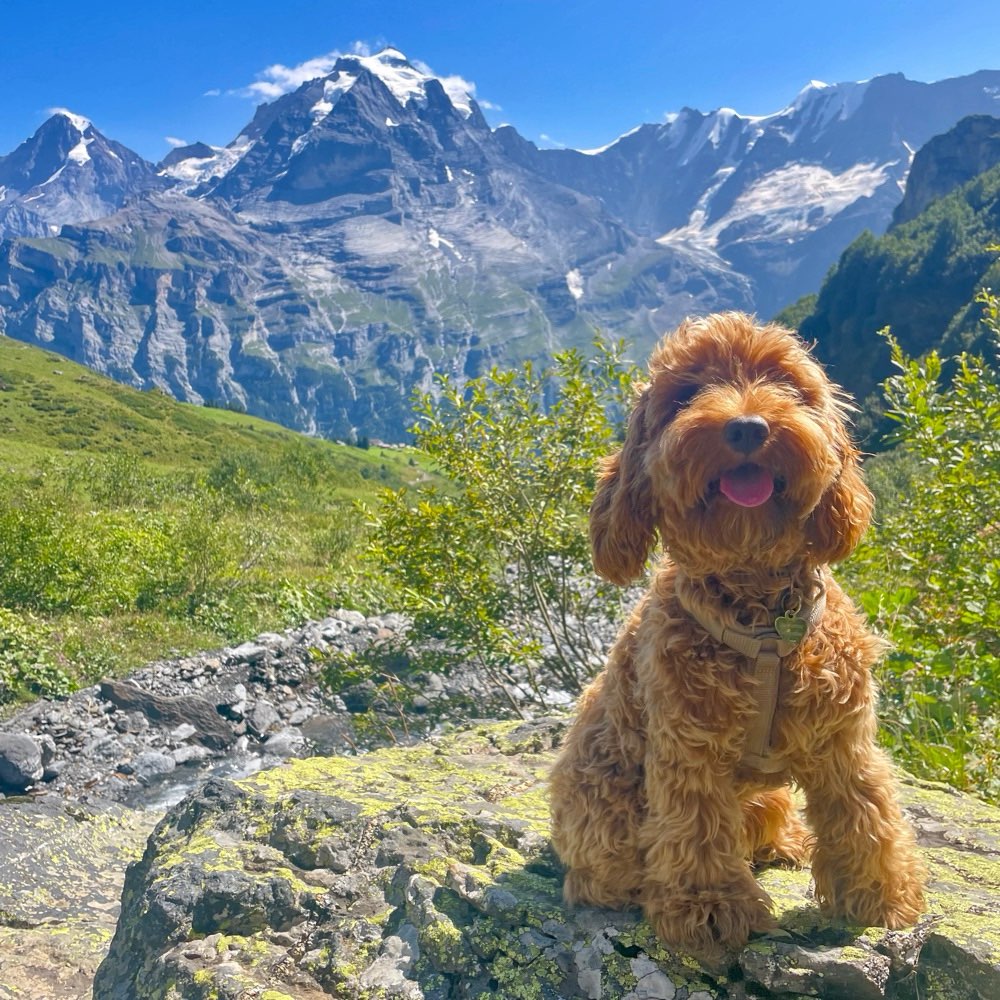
[846,288,1000,801]
[796,162,1000,440]
[363,340,639,705]
[0,607,73,704]
[771,292,817,331]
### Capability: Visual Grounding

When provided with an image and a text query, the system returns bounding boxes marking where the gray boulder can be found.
[0,733,44,792]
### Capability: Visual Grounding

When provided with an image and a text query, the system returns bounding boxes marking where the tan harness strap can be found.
[678,579,826,772]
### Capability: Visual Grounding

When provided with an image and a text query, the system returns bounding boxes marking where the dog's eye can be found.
[669,384,699,414]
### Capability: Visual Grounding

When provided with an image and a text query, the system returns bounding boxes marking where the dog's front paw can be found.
[817,873,926,929]
[644,883,775,957]
[813,847,926,929]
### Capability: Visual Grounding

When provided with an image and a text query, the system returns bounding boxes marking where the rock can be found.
[99,680,236,750]
[117,751,176,785]
[93,719,1000,1000]
[0,733,44,792]
[227,641,270,665]
[0,798,158,999]
[247,699,281,737]
[170,745,212,766]
[260,728,306,759]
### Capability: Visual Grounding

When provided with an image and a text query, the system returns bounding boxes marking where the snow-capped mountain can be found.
[1,52,999,439]
[0,111,166,238]
[512,70,1000,316]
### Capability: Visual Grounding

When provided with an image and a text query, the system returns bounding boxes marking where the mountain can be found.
[781,116,1000,431]
[512,71,1000,317]
[893,114,1000,225]
[1,54,999,439]
[0,111,166,238]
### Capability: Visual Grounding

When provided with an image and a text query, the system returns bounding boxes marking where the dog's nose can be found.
[724,415,770,455]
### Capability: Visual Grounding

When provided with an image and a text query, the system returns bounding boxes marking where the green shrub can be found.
[846,288,1000,801]
[0,607,73,703]
[364,340,639,705]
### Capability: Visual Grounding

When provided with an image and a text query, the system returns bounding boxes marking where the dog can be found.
[549,312,925,957]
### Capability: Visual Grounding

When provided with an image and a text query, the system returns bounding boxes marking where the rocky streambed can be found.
[0,609,549,811]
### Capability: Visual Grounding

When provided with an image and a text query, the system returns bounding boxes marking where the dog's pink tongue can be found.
[719,465,774,507]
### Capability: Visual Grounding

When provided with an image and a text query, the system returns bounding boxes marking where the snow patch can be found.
[324,49,475,118]
[160,135,255,186]
[428,227,464,259]
[577,125,643,156]
[50,108,92,133]
[659,161,893,249]
[66,137,92,165]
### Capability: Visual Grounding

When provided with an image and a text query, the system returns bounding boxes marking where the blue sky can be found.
[3,0,1000,162]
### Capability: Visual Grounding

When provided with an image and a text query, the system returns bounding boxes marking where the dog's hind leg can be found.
[551,762,646,908]
[550,670,647,909]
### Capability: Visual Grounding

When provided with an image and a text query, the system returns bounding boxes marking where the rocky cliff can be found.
[91,718,1000,1000]
[892,115,1000,226]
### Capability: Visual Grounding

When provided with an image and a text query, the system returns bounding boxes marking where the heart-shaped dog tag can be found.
[774,613,807,643]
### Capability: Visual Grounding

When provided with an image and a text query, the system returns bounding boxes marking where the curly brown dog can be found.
[549,312,925,956]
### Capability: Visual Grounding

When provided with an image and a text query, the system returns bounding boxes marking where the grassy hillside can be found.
[0,335,424,706]
[0,336,417,486]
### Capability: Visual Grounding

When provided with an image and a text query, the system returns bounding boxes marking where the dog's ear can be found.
[806,439,873,564]
[590,390,657,585]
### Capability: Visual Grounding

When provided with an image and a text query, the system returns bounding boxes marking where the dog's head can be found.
[591,313,873,582]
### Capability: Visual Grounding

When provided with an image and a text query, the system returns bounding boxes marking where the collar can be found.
[676,569,826,772]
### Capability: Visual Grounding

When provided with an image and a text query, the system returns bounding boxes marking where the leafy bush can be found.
[0,607,73,703]
[364,340,639,706]
[846,288,1000,801]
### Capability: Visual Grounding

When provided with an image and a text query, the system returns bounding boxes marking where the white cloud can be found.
[221,43,491,116]
[233,41,372,100]
[165,136,188,148]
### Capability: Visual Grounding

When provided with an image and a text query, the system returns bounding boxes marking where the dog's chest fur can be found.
[623,568,878,780]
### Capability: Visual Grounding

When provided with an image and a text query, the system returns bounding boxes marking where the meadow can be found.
[1,301,997,805]
[0,336,421,702]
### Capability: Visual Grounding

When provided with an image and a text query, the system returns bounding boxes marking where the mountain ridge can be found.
[1,53,999,439]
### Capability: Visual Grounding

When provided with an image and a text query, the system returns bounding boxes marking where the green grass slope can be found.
[0,334,424,706]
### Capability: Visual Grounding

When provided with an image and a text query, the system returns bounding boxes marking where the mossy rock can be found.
[93,718,1000,999]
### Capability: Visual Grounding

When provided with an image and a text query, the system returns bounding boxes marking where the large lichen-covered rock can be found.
[0,799,158,1000]
[93,718,1000,1000]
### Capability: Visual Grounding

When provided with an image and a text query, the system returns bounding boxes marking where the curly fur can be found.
[550,313,925,957]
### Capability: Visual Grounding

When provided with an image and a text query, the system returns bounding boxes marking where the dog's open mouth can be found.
[709,464,783,508]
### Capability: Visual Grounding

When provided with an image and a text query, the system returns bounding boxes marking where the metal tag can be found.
[774,613,807,643]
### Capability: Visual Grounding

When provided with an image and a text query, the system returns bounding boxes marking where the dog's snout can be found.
[724,415,770,455]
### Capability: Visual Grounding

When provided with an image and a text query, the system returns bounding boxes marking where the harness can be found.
[677,573,826,772]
